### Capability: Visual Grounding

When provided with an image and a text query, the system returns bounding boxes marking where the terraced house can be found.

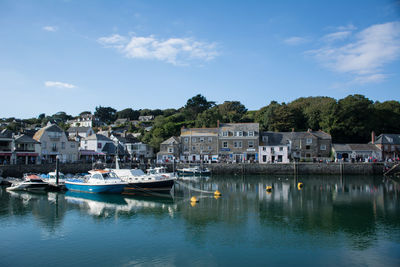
[218,123,259,163]
[180,127,219,162]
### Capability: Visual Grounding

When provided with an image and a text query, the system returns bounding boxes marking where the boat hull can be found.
[65,182,126,194]
[123,179,175,194]
[6,182,50,192]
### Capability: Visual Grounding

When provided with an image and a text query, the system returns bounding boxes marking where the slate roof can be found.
[14,134,40,144]
[33,124,63,141]
[0,129,13,139]
[161,136,180,145]
[260,132,291,146]
[332,144,381,152]
[67,126,92,133]
[101,143,125,155]
[84,134,112,142]
[374,134,400,145]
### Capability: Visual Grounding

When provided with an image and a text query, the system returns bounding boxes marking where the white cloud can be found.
[98,34,218,65]
[307,21,400,83]
[284,36,308,45]
[43,26,58,32]
[44,81,76,89]
[322,31,352,42]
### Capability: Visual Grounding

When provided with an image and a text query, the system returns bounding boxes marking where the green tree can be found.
[183,94,215,120]
[195,107,222,128]
[218,101,247,123]
[116,108,140,120]
[94,106,117,124]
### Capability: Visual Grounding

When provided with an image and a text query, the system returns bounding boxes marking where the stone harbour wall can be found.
[0,162,389,178]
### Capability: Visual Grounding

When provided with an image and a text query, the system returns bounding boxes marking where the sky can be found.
[1,0,400,118]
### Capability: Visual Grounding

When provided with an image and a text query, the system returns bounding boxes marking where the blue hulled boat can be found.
[65,170,127,194]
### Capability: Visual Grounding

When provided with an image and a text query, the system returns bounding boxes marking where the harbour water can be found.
[1,175,399,266]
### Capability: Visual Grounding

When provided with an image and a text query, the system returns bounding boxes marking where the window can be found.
[248,131,254,137]
[192,146,196,151]
[222,131,228,137]
[306,138,312,144]
[235,131,243,137]
[192,137,197,142]
[263,155,267,162]
[70,143,75,148]
[184,146,188,151]
[279,147,283,151]
[84,140,87,144]
[208,146,212,150]
[223,141,228,148]
[184,138,189,143]
[200,137,204,142]
[271,147,275,153]
[234,141,242,148]
[52,143,57,151]
[248,141,254,148]
[263,147,266,151]
[208,137,213,142]
[98,143,102,149]
[61,142,65,149]
[320,144,326,150]
[168,147,173,153]
[306,145,311,150]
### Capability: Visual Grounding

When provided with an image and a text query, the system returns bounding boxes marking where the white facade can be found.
[259,145,290,163]
[80,135,113,153]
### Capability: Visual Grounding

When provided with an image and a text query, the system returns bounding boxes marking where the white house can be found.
[33,123,79,163]
[67,126,94,138]
[259,132,291,163]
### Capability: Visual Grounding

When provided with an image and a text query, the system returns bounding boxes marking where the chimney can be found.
[291,128,294,132]
[371,131,375,144]
[217,120,220,128]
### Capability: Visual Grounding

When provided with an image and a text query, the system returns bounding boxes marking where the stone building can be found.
[180,128,219,162]
[288,130,332,161]
[33,124,79,163]
[372,132,400,160]
[332,144,382,162]
[157,136,181,163]
[0,129,13,164]
[218,123,259,163]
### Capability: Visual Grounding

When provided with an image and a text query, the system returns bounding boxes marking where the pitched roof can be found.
[374,134,400,145]
[101,143,125,155]
[332,144,381,152]
[0,129,13,139]
[260,132,291,146]
[161,136,180,145]
[67,126,92,133]
[14,134,40,144]
[84,134,112,142]
[33,124,63,141]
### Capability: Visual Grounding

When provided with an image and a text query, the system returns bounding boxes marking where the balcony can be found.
[0,146,11,152]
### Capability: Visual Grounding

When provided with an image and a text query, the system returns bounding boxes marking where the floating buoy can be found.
[266,185,272,192]
[214,195,221,200]
[297,182,304,190]
[214,190,221,197]
[190,201,197,207]
[190,196,199,203]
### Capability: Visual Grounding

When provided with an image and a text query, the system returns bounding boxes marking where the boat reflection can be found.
[65,191,177,218]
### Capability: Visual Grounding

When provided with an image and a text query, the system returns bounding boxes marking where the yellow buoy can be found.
[266,185,272,192]
[190,196,199,203]
[190,201,197,207]
[214,195,221,200]
[297,182,304,190]
[214,190,221,197]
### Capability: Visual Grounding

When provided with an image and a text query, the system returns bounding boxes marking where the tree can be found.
[330,94,374,143]
[79,111,92,116]
[38,113,46,120]
[195,107,222,128]
[116,108,140,120]
[217,101,247,123]
[94,106,117,124]
[183,94,215,120]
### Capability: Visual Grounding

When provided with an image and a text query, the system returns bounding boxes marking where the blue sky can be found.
[1,0,399,118]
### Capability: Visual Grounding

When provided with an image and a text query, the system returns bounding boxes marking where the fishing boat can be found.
[146,166,177,179]
[111,168,175,194]
[64,170,127,194]
[176,166,211,176]
[6,174,50,192]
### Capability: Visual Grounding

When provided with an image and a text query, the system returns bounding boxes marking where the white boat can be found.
[146,167,177,179]
[6,174,50,192]
[177,166,211,176]
[47,171,66,185]
[111,168,175,194]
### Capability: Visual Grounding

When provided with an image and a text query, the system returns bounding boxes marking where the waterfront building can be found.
[111,134,153,161]
[332,144,382,162]
[0,129,13,164]
[287,129,332,161]
[372,132,400,160]
[157,136,181,163]
[180,127,219,162]
[259,132,290,163]
[67,126,94,138]
[33,124,79,163]
[13,134,41,164]
[67,114,102,127]
[218,123,259,163]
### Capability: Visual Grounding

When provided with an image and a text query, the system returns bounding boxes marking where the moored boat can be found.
[6,174,50,192]
[177,166,211,176]
[65,170,127,194]
[111,168,175,195]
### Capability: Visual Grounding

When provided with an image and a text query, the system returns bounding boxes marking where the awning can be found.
[0,153,12,156]
[80,150,106,156]
[16,153,38,156]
